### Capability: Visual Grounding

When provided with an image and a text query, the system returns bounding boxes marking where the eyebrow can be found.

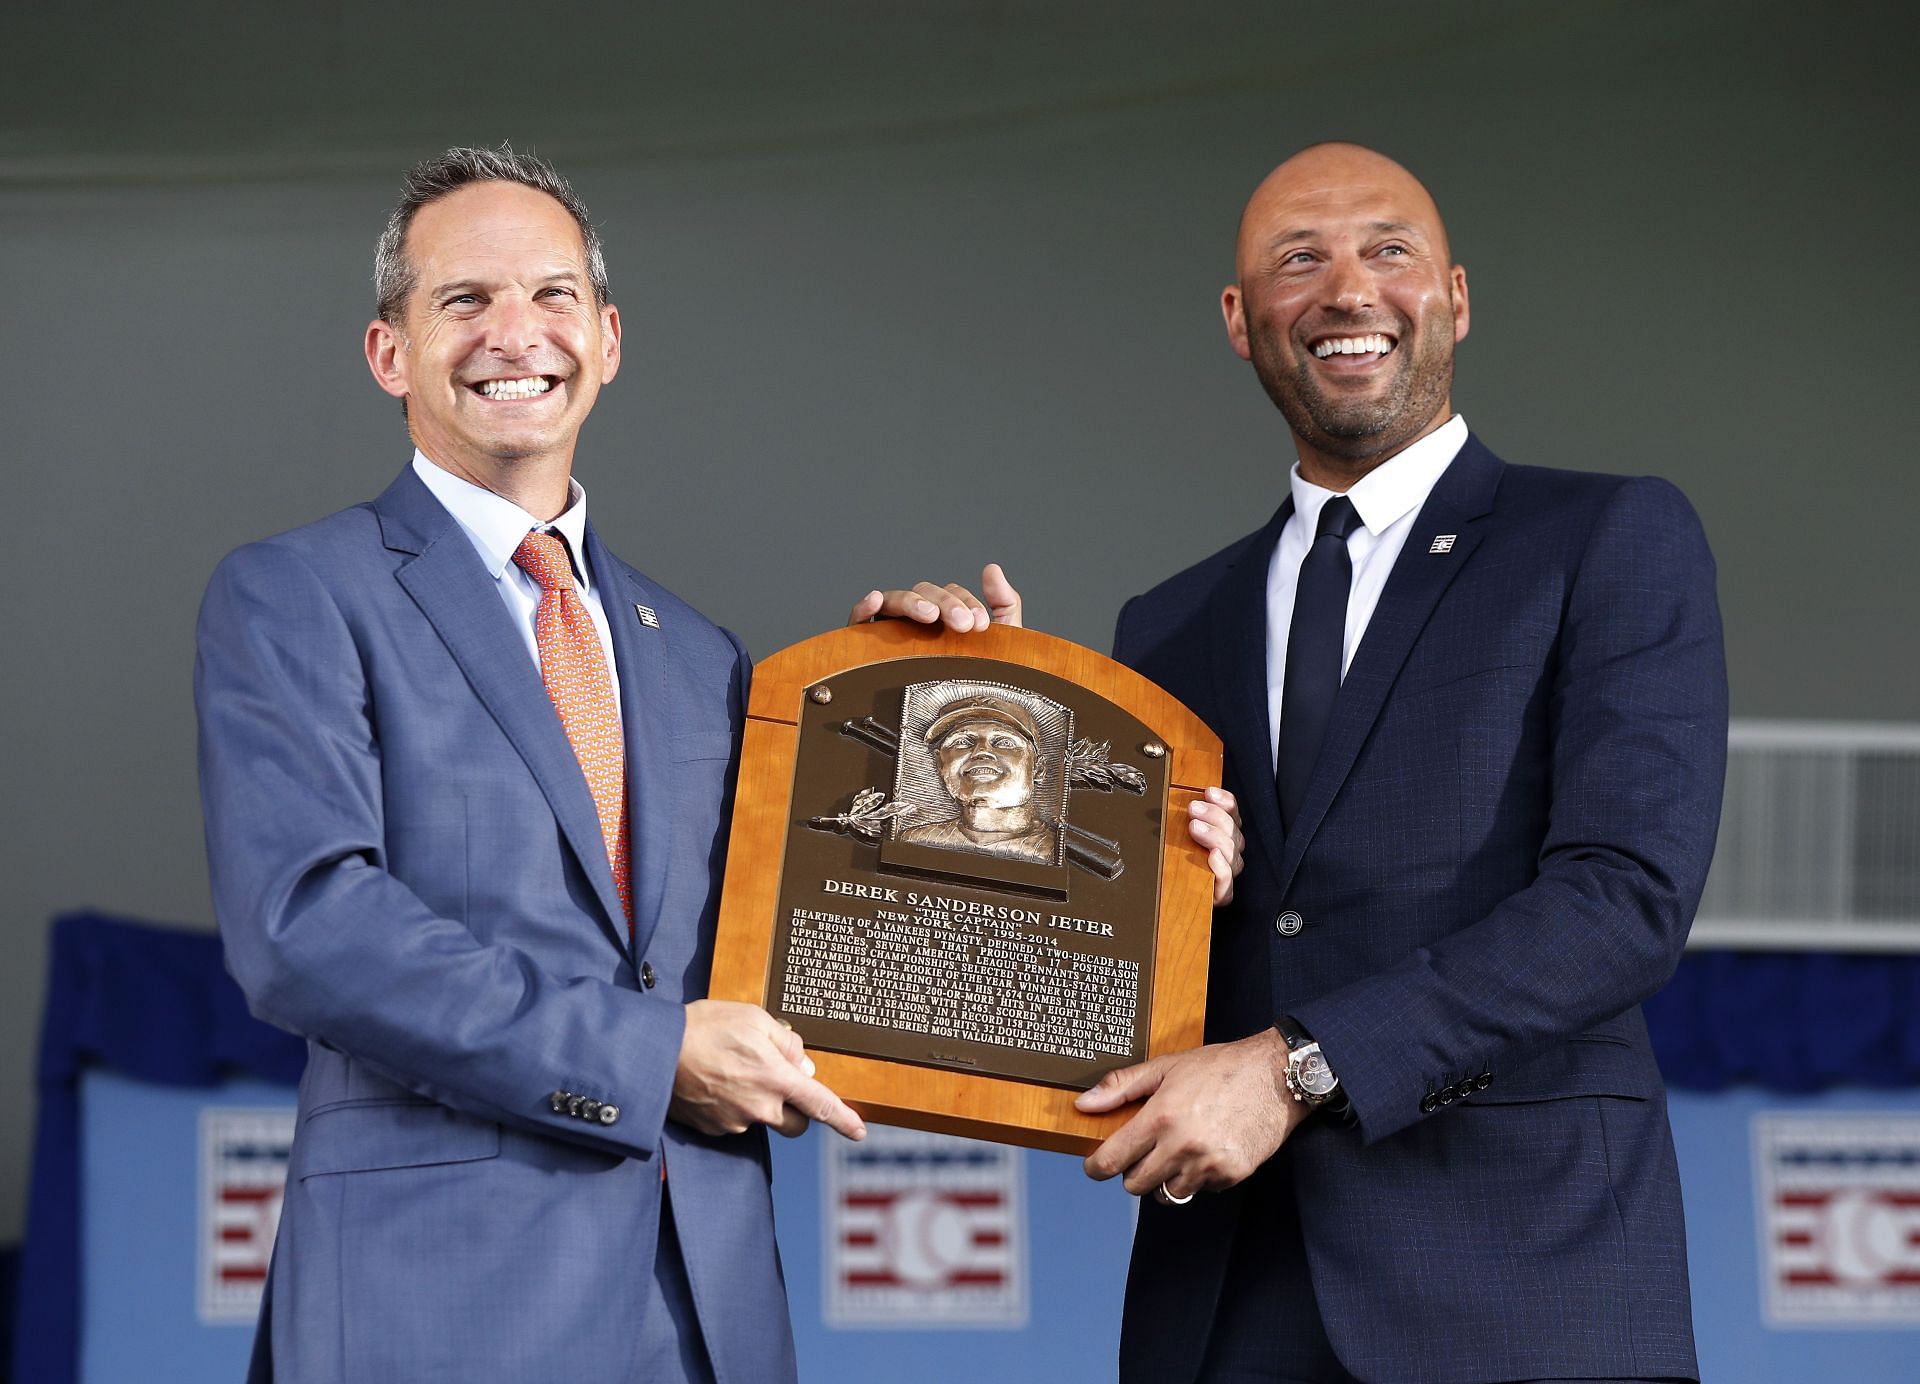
[428,268,586,301]
[1265,219,1427,249]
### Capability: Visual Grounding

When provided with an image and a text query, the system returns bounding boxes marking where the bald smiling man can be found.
[880,143,1727,1384]
[1092,142,1725,1384]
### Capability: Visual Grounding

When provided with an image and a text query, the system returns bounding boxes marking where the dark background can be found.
[3,0,1915,1242]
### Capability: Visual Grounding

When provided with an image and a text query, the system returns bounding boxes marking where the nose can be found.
[485,292,543,359]
[1323,254,1375,313]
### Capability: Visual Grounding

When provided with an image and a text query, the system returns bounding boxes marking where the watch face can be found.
[1297,1050,1337,1098]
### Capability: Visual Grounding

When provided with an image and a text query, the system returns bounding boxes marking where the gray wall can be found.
[4,0,1915,1241]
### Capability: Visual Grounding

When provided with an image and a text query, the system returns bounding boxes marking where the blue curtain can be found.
[1644,949,1920,1091]
[13,913,1920,1384]
[12,913,302,1384]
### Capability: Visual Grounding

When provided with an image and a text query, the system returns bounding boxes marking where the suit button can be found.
[567,1095,586,1117]
[582,1100,602,1121]
[550,1090,571,1114]
[598,1104,621,1126]
[1438,1084,1458,1105]
[1475,1071,1492,1091]
[1420,1092,1439,1114]
[641,961,656,989]
[1274,911,1304,937]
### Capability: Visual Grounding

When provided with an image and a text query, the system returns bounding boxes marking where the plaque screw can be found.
[1142,741,1165,758]
[809,685,833,705]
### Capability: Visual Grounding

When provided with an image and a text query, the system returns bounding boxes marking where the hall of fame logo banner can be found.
[199,1107,295,1323]
[824,1125,1027,1328]
[1754,1113,1920,1326]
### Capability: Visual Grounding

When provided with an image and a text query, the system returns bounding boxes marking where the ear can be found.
[597,303,622,385]
[365,319,410,399]
[1220,284,1252,362]
[1450,265,1470,344]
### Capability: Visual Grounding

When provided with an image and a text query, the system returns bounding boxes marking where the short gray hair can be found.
[373,143,610,324]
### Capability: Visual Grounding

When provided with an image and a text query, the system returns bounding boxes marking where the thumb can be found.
[981,563,1023,627]
[1075,1056,1168,1113]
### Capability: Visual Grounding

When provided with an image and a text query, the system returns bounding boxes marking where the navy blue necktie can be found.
[1277,496,1361,832]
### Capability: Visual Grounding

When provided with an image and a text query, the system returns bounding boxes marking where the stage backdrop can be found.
[17,915,1920,1382]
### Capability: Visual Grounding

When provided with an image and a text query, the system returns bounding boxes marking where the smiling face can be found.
[934,719,1039,813]
[364,180,620,502]
[1221,144,1469,484]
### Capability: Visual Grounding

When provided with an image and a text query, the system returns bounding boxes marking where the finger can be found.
[1074,1057,1168,1114]
[772,1104,811,1139]
[892,587,946,623]
[1156,1170,1196,1203]
[1208,846,1233,905]
[765,1022,814,1075]
[786,1073,867,1140]
[859,587,947,623]
[1186,800,1244,888]
[766,1019,802,1060]
[1203,785,1238,816]
[980,563,1024,627]
[1186,798,1232,824]
[1186,802,1231,841]
[907,581,979,629]
[939,582,990,632]
[1121,1142,1186,1199]
[1083,1113,1156,1183]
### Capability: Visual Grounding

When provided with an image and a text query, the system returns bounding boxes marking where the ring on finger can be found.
[1154,1182,1194,1207]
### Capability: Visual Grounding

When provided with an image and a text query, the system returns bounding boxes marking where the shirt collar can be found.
[410,450,594,591]
[1287,414,1469,537]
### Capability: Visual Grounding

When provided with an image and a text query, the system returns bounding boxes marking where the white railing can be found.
[1689,721,1920,952]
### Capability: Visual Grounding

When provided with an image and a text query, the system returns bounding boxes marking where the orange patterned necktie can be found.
[512,530,631,927]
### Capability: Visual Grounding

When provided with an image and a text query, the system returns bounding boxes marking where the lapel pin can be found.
[634,604,660,629]
[1429,535,1457,554]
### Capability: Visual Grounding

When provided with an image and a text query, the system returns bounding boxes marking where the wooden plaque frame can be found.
[709,620,1221,1155]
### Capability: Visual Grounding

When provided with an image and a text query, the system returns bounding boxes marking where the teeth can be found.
[1312,334,1395,359]
[479,377,553,399]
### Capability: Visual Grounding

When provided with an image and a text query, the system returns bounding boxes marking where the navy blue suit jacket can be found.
[196,467,794,1382]
[1111,436,1725,1383]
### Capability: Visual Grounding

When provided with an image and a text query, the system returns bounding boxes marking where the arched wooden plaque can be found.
[709,621,1221,1155]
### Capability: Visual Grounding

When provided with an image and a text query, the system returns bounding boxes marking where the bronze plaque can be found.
[773,656,1165,1089]
[711,621,1220,1154]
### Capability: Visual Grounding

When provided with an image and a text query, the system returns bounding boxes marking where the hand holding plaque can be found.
[709,595,1223,1155]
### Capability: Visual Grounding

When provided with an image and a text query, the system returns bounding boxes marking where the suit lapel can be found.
[1272,438,1504,898]
[1208,503,1292,888]
[589,526,674,962]
[375,469,632,952]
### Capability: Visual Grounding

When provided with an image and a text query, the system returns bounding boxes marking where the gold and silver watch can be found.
[1276,1017,1340,1109]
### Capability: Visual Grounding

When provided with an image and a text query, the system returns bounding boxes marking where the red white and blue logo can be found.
[825,1126,1027,1327]
[1754,1113,1920,1325]
[199,1107,295,1323]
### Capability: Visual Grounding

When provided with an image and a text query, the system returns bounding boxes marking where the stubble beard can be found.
[1250,310,1455,464]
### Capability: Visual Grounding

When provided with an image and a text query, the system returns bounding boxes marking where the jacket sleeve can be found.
[195,538,692,1162]
[1290,477,1729,1143]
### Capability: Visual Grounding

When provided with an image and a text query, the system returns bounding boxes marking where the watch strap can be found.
[1275,1015,1356,1126]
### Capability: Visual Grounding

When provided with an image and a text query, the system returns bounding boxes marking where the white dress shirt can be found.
[411,451,624,719]
[1265,414,1468,771]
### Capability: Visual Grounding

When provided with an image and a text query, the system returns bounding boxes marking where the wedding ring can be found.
[1155,1183,1194,1206]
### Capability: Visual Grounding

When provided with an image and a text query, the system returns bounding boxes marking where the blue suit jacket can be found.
[1111,437,1725,1383]
[196,467,794,1383]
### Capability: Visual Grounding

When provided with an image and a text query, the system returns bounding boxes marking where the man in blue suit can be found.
[896,143,1725,1382]
[196,146,865,1383]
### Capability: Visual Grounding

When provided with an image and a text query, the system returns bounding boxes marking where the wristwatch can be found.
[1275,1016,1340,1110]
